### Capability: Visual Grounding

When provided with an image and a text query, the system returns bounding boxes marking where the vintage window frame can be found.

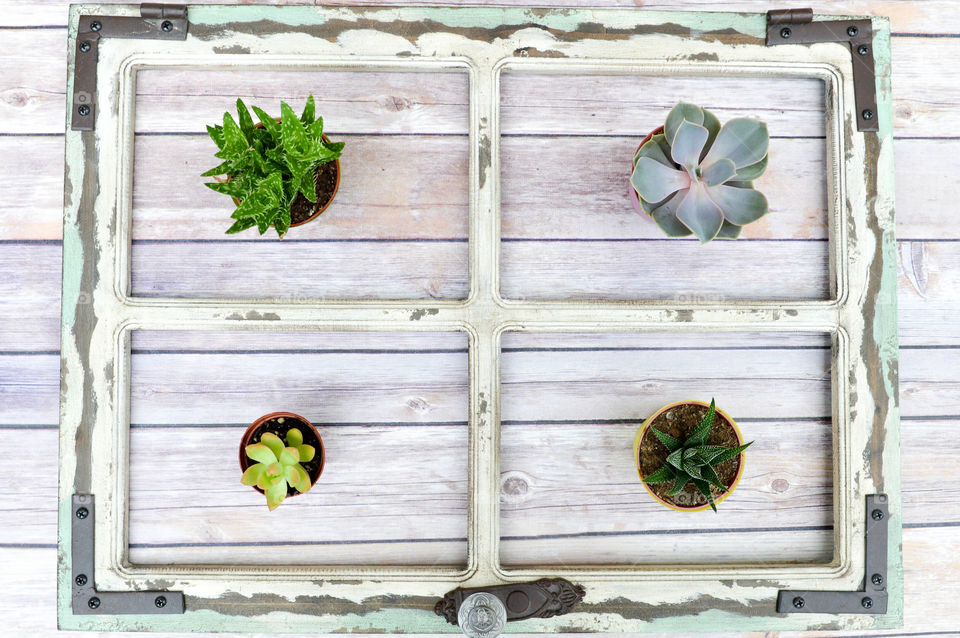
[58,4,901,633]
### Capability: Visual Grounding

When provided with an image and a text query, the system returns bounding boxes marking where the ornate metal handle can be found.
[436,578,585,636]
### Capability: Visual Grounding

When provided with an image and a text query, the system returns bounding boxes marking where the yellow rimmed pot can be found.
[633,400,746,512]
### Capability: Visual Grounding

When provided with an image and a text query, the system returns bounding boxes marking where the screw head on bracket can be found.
[847,25,859,37]
[792,596,805,609]
[871,573,884,586]
[77,105,91,117]
[75,507,89,519]
[871,508,884,520]
[780,27,792,39]
[79,41,91,53]
[161,20,173,32]
[861,596,874,609]
[155,596,167,608]
[858,44,870,55]
[88,597,100,609]
[862,109,875,121]
[75,574,88,587]
[89,20,101,31]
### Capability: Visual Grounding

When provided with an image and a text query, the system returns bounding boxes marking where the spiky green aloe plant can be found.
[241,428,316,511]
[203,96,344,238]
[631,102,769,243]
[642,399,752,512]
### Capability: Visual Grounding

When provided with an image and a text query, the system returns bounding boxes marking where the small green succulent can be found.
[203,96,344,238]
[241,428,316,511]
[631,101,770,242]
[643,399,752,512]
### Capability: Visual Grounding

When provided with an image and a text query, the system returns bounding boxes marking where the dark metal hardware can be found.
[777,494,890,614]
[766,8,878,132]
[436,578,585,628]
[71,495,185,615]
[71,3,187,131]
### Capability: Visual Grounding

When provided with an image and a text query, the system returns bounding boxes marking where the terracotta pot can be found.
[239,412,325,497]
[633,400,745,512]
[227,123,341,229]
[628,125,666,217]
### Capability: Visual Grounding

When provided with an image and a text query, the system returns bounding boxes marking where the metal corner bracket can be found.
[71,494,185,615]
[777,494,889,614]
[765,8,878,132]
[72,2,188,131]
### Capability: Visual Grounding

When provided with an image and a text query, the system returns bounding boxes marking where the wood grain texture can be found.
[3,0,960,33]
[128,425,469,565]
[499,419,833,565]
[0,0,955,634]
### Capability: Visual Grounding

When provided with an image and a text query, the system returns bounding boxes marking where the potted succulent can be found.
[239,412,325,510]
[629,102,769,242]
[633,399,752,512]
[203,96,344,238]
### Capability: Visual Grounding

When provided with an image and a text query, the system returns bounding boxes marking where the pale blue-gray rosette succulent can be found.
[630,102,770,243]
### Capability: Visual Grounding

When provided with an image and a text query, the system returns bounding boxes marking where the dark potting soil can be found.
[242,416,323,497]
[289,161,338,225]
[639,403,742,509]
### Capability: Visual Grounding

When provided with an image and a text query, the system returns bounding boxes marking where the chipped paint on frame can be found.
[58,4,900,633]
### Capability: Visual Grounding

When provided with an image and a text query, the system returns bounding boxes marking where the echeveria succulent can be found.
[204,96,344,238]
[642,399,752,512]
[241,428,316,510]
[631,102,770,242]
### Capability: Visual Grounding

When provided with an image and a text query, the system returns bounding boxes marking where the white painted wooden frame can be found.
[59,5,901,633]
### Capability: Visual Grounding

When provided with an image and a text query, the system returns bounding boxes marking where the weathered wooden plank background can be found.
[1,1,958,636]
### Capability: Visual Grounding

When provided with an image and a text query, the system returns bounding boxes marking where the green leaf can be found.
[201,160,233,177]
[295,464,313,493]
[642,465,676,484]
[710,441,753,465]
[695,445,731,464]
[631,157,689,204]
[240,463,266,487]
[707,184,769,226]
[230,172,284,221]
[205,176,254,199]
[245,443,277,465]
[285,428,303,447]
[265,479,287,511]
[299,444,316,463]
[666,448,684,470]
[692,478,718,512]
[686,399,716,446]
[682,461,704,480]
[281,101,312,158]
[733,154,768,181]
[323,140,345,155]
[251,105,281,141]
[265,462,281,477]
[676,183,724,243]
[307,117,324,143]
[260,432,285,458]
[206,124,225,150]
[715,220,743,239]
[634,133,673,168]
[701,463,728,492]
[236,98,255,142]
[273,206,291,239]
[226,218,257,234]
[279,446,299,466]
[649,426,682,452]
[301,95,316,124]
[284,465,302,488]
[702,117,769,169]
[298,164,318,203]
[668,469,691,496]
[670,121,709,172]
[219,112,250,161]
[664,101,704,146]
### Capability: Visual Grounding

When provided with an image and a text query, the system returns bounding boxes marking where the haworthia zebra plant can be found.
[631,102,770,242]
[643,399,753,512]
[241,428,316,511]
[203,96,344,238]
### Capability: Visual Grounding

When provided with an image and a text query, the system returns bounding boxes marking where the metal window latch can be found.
[71,495,185,615]
[765,8,878,133]
[436,578,585,637]
[777,494,890,614]
[72,3,188,131]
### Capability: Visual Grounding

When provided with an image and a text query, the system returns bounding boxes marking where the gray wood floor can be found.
[2,1,959,636]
